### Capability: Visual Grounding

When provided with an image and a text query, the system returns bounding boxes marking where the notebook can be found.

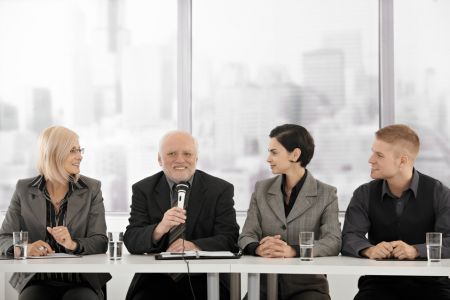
[155,250,241,260]
[375,257,427,261]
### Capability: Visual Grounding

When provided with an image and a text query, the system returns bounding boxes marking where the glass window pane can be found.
[394,0,450,186]
[0,0,177,212]
[193,0,379,211]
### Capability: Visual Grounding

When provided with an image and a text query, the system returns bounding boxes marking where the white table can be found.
[3,255,450,300]
[230,256,450,300]
[0,254,230,300]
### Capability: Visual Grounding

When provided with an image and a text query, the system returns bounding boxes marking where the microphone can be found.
[175,182,190,208]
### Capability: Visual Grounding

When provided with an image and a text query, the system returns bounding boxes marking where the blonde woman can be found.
[0,126,111,300]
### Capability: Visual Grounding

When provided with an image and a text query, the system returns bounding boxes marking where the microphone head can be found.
[175,182,190,193]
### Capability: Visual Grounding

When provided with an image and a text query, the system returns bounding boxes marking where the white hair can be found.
[158,130,199,155]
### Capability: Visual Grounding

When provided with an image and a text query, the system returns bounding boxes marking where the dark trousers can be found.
[126,273,230,300]
[20,280,99,300]
[355,276,450,300]
[243,274,330,300]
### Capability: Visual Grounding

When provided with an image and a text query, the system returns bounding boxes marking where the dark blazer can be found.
[124,170,239,299]
[124,169,239,253]
[0,175,111,299]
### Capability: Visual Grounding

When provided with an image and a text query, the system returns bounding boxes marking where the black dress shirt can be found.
[281,170,308,217]
[30,175,83,284]
[342,169,450,258]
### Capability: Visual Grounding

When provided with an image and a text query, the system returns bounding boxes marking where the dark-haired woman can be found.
[239,124,341,300]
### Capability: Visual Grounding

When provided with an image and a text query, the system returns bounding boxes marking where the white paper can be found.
[159,250,234,258]
[27,253,81,259]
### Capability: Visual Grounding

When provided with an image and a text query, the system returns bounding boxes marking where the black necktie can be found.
[168,187,189,245]
[168,186,190,282]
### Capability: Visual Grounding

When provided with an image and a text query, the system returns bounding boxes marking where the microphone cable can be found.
[176,182,196,300]
[181,231,196,300]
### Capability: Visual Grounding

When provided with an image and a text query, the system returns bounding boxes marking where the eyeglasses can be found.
[70,148,85,155]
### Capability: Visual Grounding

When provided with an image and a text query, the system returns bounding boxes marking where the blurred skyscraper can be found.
[0,101,19,130]
[30,88,53,134]
[94,144,128,211]
[303,49,346,108]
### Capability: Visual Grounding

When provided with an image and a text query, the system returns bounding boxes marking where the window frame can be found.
[180,0,395,212]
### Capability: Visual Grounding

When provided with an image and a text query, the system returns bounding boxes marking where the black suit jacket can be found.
[124,170,239,300]
[124,170,239,254]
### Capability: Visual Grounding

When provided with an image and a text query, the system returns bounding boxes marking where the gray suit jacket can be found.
[0,175,110,298]
[238,172,341,298]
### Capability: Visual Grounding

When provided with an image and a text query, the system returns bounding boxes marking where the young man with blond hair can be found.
[342,124,450,299]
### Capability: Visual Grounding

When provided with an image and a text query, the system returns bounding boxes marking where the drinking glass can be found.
[108,231,123,260]
[13,231,28,260]
[426,232,442,262]
[299,231,314,261]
